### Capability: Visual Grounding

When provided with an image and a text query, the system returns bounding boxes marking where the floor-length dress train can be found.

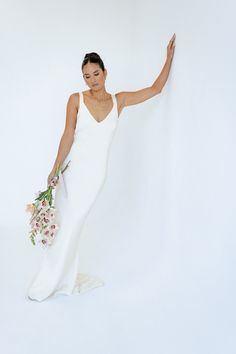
[27,91,119,301]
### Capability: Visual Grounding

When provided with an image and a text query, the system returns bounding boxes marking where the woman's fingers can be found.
[168,33,176,49]
[167,34,176,59]
[169,33,176,45]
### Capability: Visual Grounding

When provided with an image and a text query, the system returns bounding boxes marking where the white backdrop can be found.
[0,0,235,353]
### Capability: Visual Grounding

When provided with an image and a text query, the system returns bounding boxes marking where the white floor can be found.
[1,224,235,354]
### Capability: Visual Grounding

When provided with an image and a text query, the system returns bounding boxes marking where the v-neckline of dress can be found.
[81,91,114,124]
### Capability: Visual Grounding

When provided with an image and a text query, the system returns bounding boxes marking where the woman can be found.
[27,33,176,302]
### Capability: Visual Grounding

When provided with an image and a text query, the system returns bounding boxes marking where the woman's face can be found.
[82,62,107,90]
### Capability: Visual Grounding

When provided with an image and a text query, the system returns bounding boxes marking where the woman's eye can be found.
[85,73,99,79]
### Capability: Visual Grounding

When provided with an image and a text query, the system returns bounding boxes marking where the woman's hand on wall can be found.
[167,33,176,61]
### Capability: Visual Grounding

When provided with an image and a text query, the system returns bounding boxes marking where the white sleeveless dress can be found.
[27,91,119,301]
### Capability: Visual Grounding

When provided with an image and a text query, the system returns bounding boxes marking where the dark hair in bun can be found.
[81,52,105,72]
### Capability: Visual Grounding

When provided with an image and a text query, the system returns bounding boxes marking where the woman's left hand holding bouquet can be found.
[26,163,62,246]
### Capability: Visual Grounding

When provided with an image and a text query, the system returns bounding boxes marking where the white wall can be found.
[0,0,235,353]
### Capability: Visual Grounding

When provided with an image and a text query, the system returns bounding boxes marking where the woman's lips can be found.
[92,83,98,86]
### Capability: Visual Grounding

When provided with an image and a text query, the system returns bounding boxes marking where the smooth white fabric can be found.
[27,91,119,301]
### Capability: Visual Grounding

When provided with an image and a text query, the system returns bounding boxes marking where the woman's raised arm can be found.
[116,33,176,109]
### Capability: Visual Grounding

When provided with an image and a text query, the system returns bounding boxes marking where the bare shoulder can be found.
[63,93,80,133]
[114,92,125,106]
[69,92,81,112]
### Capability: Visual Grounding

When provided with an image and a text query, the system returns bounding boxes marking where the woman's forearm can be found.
[51,131,74,172]
[152,56,173,94]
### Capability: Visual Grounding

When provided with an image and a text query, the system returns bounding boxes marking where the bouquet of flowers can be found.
[26,163,62,247]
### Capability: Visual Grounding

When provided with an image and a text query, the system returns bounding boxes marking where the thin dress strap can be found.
[79,91,84,106]
[112,93,118,116]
